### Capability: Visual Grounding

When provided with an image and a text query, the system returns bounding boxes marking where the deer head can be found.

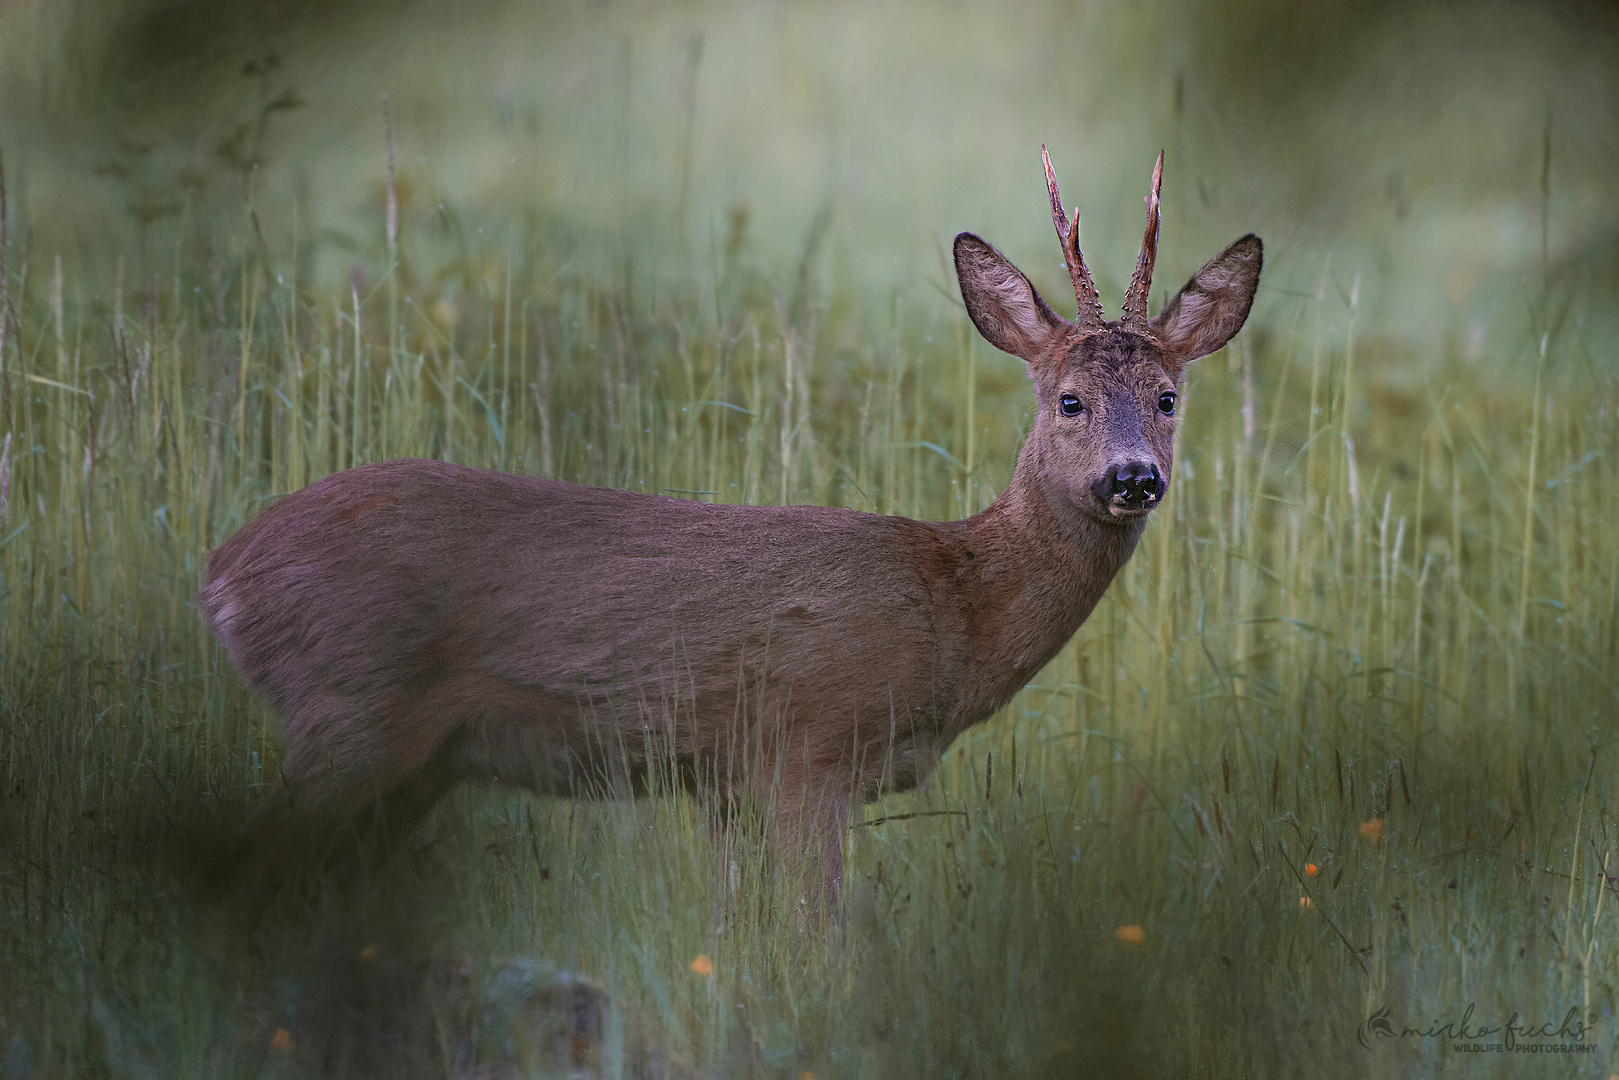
[954,147,1261,524]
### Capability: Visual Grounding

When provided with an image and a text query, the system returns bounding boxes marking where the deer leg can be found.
[360,741,470,856]
[222,687,467,881]
[773,779,850,920]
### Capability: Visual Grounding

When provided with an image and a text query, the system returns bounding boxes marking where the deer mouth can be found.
[1105,493,1161,519]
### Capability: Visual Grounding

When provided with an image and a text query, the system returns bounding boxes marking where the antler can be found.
[1042,145,1106,334]
[1120,150,1164,331]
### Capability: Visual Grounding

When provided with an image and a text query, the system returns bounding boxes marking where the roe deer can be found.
[200,147,1261,893]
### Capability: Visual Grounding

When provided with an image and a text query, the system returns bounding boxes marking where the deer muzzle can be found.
[1093,461,1164,516]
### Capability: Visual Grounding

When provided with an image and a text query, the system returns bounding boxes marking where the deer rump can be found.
[201,458,984,831]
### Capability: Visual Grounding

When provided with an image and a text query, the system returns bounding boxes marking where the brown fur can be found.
[199,159,1261,891]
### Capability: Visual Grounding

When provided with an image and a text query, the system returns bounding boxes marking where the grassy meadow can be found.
[2,1,1618,1076]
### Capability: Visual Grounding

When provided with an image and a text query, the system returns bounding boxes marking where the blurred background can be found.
[4,3,1619,1076]
[3,0,1617,357]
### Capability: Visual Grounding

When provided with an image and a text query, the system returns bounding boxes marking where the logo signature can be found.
[1356,1005,1397,1049]
[1356,1003,1597,1053]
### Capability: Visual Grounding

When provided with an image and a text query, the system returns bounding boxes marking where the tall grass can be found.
[0,143,1615,1078]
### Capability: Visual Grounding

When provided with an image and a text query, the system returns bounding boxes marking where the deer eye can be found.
[1059,394,1083,417]
[1158,391,1177,416]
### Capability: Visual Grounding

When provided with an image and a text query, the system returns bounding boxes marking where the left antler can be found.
[1121,150,1164,332]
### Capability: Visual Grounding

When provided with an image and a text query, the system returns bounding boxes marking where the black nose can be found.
[1092,461,1162,508]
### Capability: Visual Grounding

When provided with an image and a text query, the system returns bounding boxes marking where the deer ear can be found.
[954,233,1068,362]
[1150,234,1262,374]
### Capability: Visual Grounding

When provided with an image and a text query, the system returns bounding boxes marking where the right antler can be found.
[1042,145,1107,335]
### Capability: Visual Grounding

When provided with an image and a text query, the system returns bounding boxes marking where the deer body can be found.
[204,454,1138,812]
[201,147,1261,888]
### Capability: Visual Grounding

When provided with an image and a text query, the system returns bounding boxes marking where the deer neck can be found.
[951,446,1147,727]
